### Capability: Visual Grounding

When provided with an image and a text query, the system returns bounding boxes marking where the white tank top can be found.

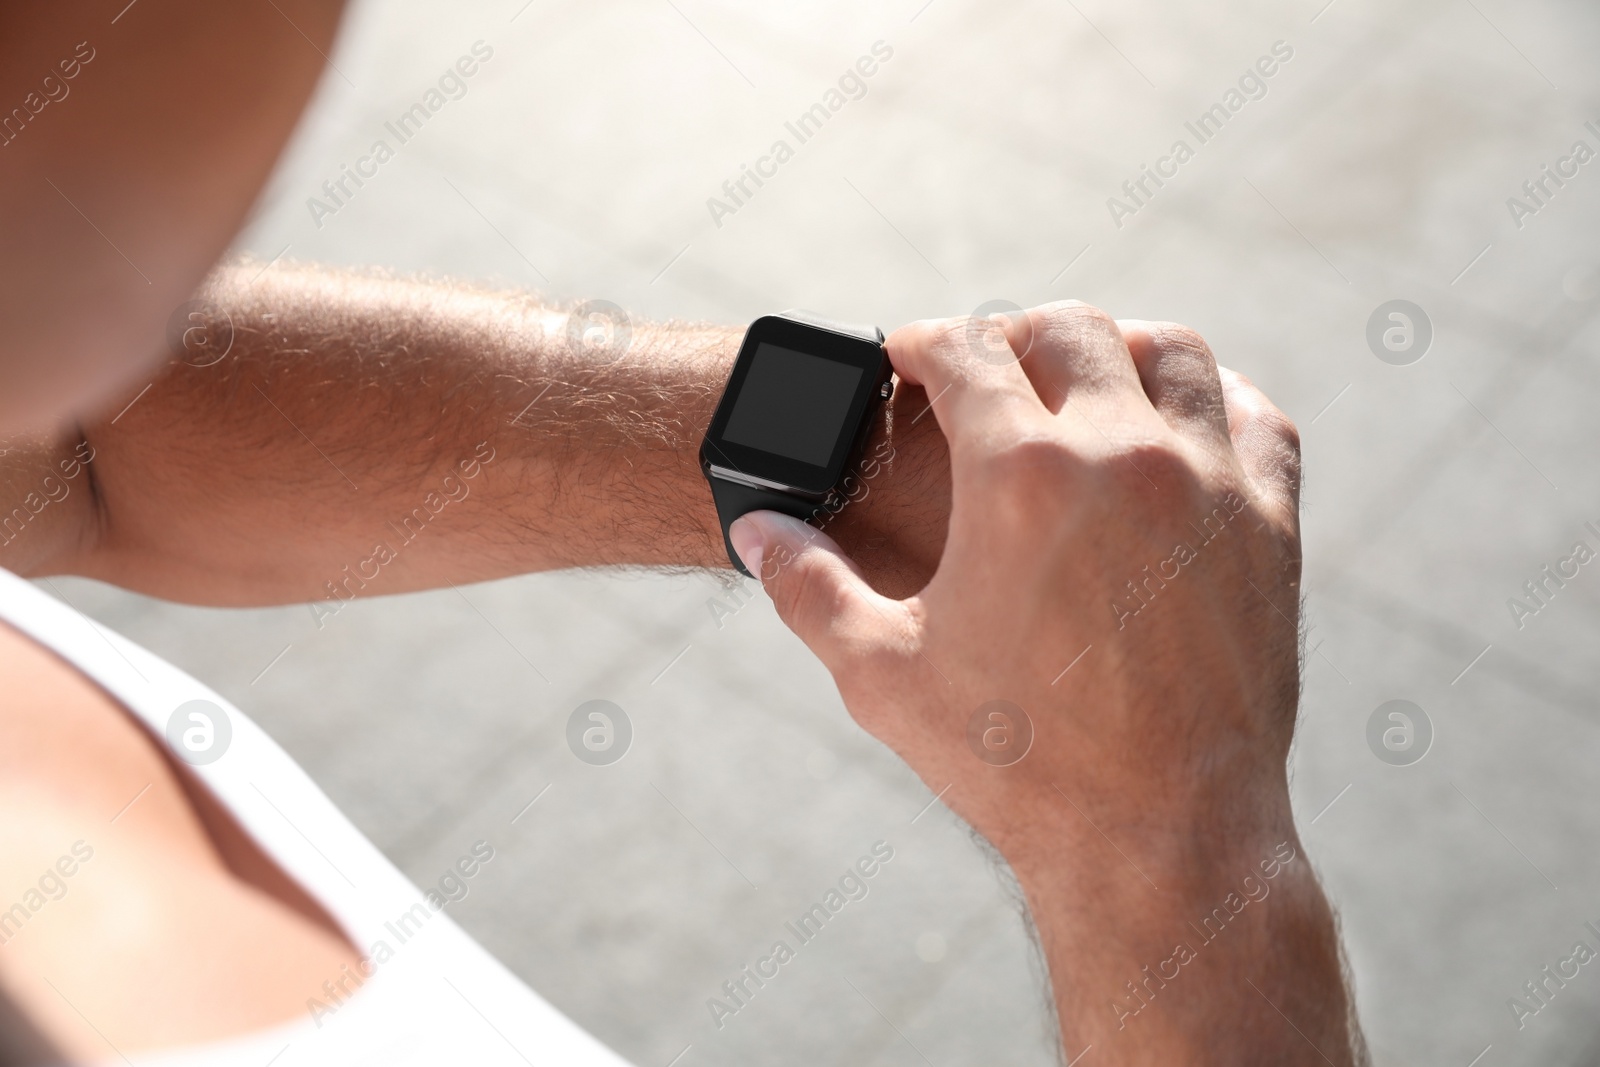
[0,568,633,1067]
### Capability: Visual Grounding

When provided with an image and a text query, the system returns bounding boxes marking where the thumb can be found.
[728,511,904,670]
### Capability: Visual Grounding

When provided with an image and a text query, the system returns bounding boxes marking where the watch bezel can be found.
[700,315,890,497]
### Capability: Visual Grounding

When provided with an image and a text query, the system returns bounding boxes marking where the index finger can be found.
[885,316,1048,457]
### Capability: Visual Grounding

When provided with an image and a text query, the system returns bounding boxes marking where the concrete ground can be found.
[51,0,1600,1063]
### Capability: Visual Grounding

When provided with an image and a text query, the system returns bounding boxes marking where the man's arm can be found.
[5,262,948,603]
[730,303,1365,1064]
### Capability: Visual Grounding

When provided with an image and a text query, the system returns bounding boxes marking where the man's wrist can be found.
[999,803,1355,1064]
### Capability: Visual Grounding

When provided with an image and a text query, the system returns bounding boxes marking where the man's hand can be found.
[728,302,1361,1064]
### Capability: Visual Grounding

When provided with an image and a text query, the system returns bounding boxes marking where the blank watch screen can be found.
[721,342,864,467]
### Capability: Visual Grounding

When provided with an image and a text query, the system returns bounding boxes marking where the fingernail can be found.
[728,517,764,579]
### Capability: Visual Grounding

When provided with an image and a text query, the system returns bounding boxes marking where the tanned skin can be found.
[0,2,1362,1063]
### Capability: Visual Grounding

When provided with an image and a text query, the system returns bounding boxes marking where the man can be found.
[0,2,1363,1063]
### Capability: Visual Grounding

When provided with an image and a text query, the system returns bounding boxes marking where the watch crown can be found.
[879,380,894,400]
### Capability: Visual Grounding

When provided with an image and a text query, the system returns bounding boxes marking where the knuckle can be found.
[991,436,1104,538]
[927,316,973,351]
[1104,435,1204,503]
[911,317,988,370]
[976,435,1085,528]
[889,317,955,367]
[1256,406,1300,454]
[1242,403,1302,494]
[983,434,1081,490]
[902,315,948,339]
[1035,299,1117,334]
[1149,322,1213,360]
[1269,431,1303,493]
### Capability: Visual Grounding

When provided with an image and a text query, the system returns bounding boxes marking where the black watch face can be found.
[702,316,889,495]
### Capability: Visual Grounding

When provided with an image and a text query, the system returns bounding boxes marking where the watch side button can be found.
[879,380,894,400]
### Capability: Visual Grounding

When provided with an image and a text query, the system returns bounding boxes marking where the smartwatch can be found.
[700,310,894,577]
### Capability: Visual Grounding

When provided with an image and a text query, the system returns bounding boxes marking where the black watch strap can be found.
[707,476,825,578]
[707,310,884,577]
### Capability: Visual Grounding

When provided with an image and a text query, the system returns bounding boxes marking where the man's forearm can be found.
[19,262,946,603]
[31,262,732,603]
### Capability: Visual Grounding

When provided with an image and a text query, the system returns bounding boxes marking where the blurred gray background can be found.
[52,0,1600,1064]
